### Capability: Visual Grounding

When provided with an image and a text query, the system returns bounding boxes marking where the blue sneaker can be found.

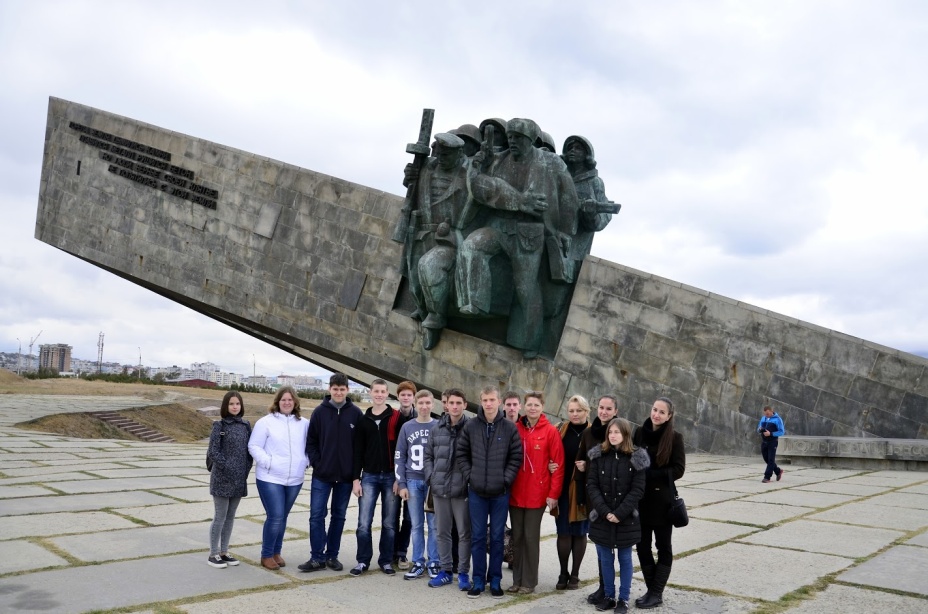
[404,562,426,580]
[458,572,471,591]
[428,570,453,587]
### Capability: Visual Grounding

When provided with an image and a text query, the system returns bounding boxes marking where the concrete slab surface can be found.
[738,519,904,557]
[808,501,928,531]
[689,499,815,526]
[782,584,928,614]
[1,393,927,613]
[48,520,264,562]
[0,511,139,540]
[837,545,928,595]
[0,540,69,574]
[740,489,861,508]
[0,552,289,613]
[0,490,176,516]
[671,542,852,600]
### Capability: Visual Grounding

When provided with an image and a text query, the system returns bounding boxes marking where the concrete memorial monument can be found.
[35,98,928,459]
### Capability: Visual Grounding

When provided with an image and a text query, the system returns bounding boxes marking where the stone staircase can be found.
[89,411,175,443]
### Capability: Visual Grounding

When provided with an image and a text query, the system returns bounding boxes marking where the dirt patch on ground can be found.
[17,412,138,440]
[17,403,217,443]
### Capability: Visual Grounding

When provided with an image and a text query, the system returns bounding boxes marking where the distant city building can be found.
[38,344,72,374]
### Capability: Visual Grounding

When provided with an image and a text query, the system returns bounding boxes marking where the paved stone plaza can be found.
[0,395,926,613]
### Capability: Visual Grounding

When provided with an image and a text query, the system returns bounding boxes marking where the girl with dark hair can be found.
[632,397,686,609]
[206,391,253,568]
[586,418,649,613]
[248,386,309,570]
[577,395,619,605]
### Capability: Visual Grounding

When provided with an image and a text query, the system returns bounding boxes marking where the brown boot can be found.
[273,554,286,567]
[261,557,280,570]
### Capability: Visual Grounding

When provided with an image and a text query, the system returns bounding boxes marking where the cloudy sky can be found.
[1,1,927,377]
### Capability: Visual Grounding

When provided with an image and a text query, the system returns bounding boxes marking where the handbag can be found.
[667,474,688,528]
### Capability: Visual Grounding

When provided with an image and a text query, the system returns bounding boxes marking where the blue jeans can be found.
[468,489,509,589]
[762,438,781,480]
[356,472,399,567]
[407,478,438,565]
[597,544,633,602]
[309,477,353,561]
[256,479,302,558]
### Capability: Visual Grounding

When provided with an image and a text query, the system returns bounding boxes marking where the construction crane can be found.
[28,330,42,371]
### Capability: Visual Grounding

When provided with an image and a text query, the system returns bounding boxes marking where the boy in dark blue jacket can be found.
[757,406,785,483]
[299,373,363,572]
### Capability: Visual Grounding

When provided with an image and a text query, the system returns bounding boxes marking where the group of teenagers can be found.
[206,372,686,613]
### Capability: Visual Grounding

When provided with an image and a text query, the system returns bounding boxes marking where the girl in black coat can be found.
[632,397,686,609]
[586,418,649,613]
[206,391,253,568]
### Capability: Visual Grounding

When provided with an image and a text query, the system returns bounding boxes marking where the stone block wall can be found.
[36,98,928,458]
[557,257,928,456]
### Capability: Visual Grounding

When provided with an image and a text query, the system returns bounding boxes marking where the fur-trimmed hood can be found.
[588,445,651,472]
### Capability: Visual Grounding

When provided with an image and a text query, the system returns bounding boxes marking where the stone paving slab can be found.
[86,467,208,479]
[0,485,57,499]
[808,501,928,531]
[738,519,905,558]
[179,587,360,614]
[832,474,926,488]
[672,542,852,600]
[115,498,270,525]
[0,490,176,516]
[1,464,135,477]
[51,475,202,494]
[0,552,289,613]
[125,460,208,468]
[491,589,757,613]
[0,460,39,469]
[0,540,69,574]
[686,479,770,494]
[678,467,759,485]
[672,517,760,555]
[0,511,139,540]
[899,482,928,494]
[837,545,928,595]
[689,499,815,526]
[791,481,889,496]
[676,486,748,508]
[0,473,101,487]
[864,491,928,510]
[781,584,928,614]
[740,489,861,508]
[905,531,928,547]
[153,486,217,502]
[48,520,265,562]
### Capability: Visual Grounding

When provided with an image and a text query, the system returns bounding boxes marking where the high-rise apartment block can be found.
[38,344,72,373]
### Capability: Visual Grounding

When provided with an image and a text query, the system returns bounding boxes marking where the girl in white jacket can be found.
[248,386,309,570]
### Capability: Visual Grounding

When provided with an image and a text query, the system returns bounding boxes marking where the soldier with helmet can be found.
[403,132,475,350]
[456,118,580,358]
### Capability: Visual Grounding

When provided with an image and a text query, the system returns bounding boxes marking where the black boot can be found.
[637,563,670,609]
[635,563,655,607]
[587,558,605,604]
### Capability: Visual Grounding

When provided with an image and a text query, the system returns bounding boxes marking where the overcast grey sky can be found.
[1,1,926,377]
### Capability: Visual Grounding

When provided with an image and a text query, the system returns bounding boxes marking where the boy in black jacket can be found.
[349,379,410,576]
[300,373,362,573]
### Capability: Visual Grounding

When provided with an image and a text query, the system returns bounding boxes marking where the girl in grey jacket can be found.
[207,391,253,568]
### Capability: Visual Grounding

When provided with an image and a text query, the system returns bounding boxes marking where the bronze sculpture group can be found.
[395,112,619,358]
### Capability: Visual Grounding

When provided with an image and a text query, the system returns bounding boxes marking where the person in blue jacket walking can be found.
[757,406,785,483]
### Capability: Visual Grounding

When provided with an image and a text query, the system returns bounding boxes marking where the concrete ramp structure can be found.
[35,98,928,457]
